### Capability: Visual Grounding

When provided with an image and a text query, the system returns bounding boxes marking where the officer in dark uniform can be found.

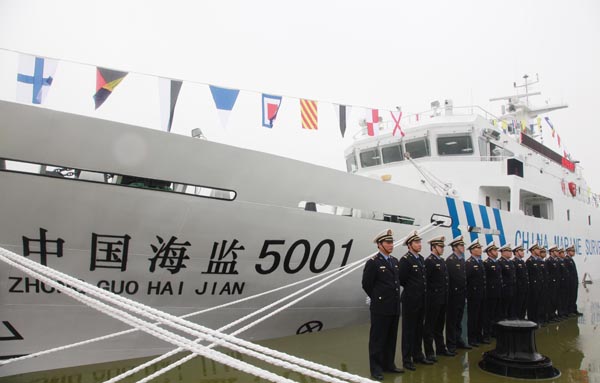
[565,245,583,316]
[362,229,404,380]
[546,245,561,322]
[482,241,502,342]
[466,238,486,347]
[557,248,571,319]
[499,243,517,319]
[398,230,432,371]
[539,247,549,325]
[423,236,453,361]
[526,243,544,323]
[512,244,528,319]
[445,235,469,354]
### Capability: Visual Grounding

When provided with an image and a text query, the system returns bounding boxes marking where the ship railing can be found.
[353,105,500,139]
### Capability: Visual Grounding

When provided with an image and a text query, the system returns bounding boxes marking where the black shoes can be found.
[386,367,405,373]
[371,373,384,380]
[415,358,434,365]
[481,338,491,345]
[457,343,472,350]
[439,349,456,357]
[426,355,438,363]
[403,362,416,371]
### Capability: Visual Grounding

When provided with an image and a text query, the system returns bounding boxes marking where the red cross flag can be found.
[391,110,405,137]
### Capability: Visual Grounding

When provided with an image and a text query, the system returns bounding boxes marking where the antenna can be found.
[513,73,540,107]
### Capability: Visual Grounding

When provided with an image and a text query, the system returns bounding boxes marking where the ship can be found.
[1,74,599,378]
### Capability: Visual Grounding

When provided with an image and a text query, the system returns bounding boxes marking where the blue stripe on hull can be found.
[445,196,461,238]
[492,208,506,246]
[463,201,478,241]
[479,204,493,244]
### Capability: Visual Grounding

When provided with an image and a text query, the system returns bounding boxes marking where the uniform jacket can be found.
[499,257,517,297]
[564,256,579,285]
[558,258,570,289]
[362,253,401,315]
[425,253,449,302]
[466,256,486,300]
[546,256,560,287]
[484,257,503,299]
[514,257,529,290]
[446,253,466,295]
[398,251,427,306]
[526,256,545,293]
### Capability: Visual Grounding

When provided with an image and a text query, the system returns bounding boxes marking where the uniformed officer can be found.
[482,241,502,342]
[445,235,470,354]
[362,229,404,380]
[546,245,561,322]
[565,245,583,316]
[512,244,529,319]
[526,243,544,323]
[466,238,486,347]
[557,248,571,319]
[538,247,549,325]
[423,236,452,361]
[499,243,517,319]
[398,230,432,371]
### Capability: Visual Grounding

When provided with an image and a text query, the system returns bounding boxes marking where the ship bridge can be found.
[344,103,596,228]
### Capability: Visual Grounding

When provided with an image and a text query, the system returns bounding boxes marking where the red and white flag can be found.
[366,108,380,136]
[391,110,405,137]
[262,94,282,128]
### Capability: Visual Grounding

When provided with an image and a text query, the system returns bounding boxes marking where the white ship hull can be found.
[1,101,598,377]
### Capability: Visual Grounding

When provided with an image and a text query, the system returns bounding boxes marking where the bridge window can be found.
[359,148,381,168]
[437,135,473,156]
[381,144,404,164]
[405,138,430,159]
[507,158,524,177]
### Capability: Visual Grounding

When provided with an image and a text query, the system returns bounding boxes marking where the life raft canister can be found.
[568,182,577,197]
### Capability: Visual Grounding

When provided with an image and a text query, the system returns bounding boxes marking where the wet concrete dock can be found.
[2,283,599,383]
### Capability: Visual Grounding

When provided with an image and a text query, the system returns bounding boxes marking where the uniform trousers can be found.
[423,295,447,356]
[368,312,400,375]
[445,292,466,351]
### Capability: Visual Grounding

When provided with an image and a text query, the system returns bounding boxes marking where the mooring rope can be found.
[0,249,296,383]
[103,223,442,383]
[0,221,442,383]
[0,247,378,383]
[0,221,440,372]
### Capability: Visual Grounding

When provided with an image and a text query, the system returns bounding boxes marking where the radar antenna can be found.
[513,73,540,107]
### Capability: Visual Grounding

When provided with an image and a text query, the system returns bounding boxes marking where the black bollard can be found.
[479,320,560,379]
